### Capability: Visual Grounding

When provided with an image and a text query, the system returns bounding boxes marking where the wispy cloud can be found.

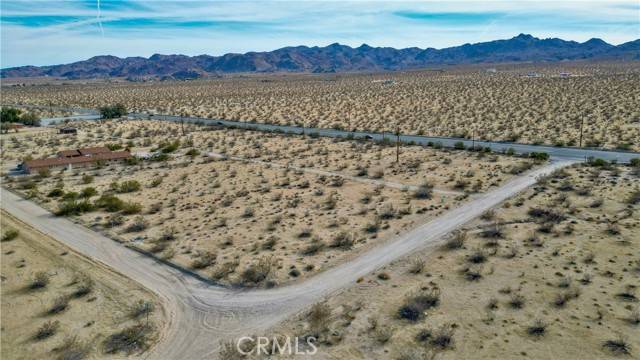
[1,1,638,68]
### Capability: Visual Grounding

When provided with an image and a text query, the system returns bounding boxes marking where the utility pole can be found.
[579,116,585,148]
[395,125,400,164]
[180,114,185,136]
[472,126,475,150]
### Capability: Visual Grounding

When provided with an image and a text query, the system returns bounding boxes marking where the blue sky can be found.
[1,1,638,68]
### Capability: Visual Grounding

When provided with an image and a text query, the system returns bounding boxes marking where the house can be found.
[22,147,132,174]
[59,127,77,134]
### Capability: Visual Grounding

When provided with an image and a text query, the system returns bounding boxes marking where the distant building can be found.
[59,127,77,134]
[22,147,131,174]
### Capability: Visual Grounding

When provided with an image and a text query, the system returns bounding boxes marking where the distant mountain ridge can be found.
[2,34,638,79]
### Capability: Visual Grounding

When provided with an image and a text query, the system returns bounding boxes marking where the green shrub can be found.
[99,104,127,119]
[95,194,125,212]
[47,188,65,197]
[121,201,143,215]
[80,187,97,198]
[529,152,549,161]
[56,200,96,216]
[82,174,94,184]
[117,180,141,193]
[1,228,19,242]
[453,141,465,150]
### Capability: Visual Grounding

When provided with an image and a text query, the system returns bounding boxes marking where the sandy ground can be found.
[1,160,569,360]
[1,120,537,286]
[274,164,640,359]
[2,61,639,151]
[0,210,164,359]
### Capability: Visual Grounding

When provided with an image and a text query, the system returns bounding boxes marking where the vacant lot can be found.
[2,120,537,286]
[274,164,640,359]
[3,61,639,150]
[0,211,164,359]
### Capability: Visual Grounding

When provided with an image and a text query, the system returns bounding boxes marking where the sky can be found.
[1,0,639,68]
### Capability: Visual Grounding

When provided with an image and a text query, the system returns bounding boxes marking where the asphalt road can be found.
[0,160,572,359]
[8,103,638,163]
[131,113,639,163]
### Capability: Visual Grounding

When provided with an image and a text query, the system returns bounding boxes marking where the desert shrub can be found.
[480,209,496,221]
[398,288,440,321]
[377,203,396,220]
[56,200,96,216]
[121,201,143,215]
[191,251,217,269]
[444,230,466,250]
[467,248,488,264]
[430,324,455,349]
[301,240,325,256]
[241,207,254,218]
[116,180,141,193]
[81,174,94,184]
[37,168,51,178]
[129,300,155,319]
[240,256,278,285]
[508,293,525,309]
[125,216,148,232]
[210,261,239,281]
[408,258,425,274]
[56,336,90,360]
[602,336,631,355]
[80,187,97,198]
[261,236,277,250]
[627,190,640,205]
[413,182,433,199]
[30,271,49,289]
[149,177,163,187]
[527,319,547,337]
[480,222,504,239]
[329,231,354,249]
[1,228,19,242]
[47,188,65,197]
[308,303,332,332]
[630,158,640,168]
[529,152,549,161]
[185,148,200,157]
[34,320,60,340]
[48,296,70,314]
[454,141,465,150]
[527,207,566,223]
[106,143,123,151]
[102,323,154,355]
[297,228,312,238]
[95,194,125,212]
[73,276,94,298]
[374,327,393,344]
[363,219,381,233]
[99,103,127,119]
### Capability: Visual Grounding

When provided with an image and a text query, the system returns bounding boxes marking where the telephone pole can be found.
[395,125,400,164]
[579,116,585,148]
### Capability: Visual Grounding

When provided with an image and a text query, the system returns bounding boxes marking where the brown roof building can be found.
[23,147,131,174]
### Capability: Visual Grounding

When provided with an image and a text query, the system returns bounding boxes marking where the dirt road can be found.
[0,160,572,359]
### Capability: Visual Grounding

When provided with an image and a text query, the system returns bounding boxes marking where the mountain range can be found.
[2,34,638,80]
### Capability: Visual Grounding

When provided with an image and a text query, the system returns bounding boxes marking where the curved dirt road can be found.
[0,161,571,359]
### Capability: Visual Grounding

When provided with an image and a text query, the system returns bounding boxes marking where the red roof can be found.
[25,151,131,169]
[78,147,110,156]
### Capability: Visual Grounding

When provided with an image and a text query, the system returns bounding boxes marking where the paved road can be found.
[133,113,639,163]
[206,151,463,196]
[0,160,572,359]
[5,103,638,163]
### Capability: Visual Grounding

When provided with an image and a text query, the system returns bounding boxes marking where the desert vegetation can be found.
[0,211,163,359]
[2,61,639,150]
[274,163,639,358]
[1,119,537,286]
